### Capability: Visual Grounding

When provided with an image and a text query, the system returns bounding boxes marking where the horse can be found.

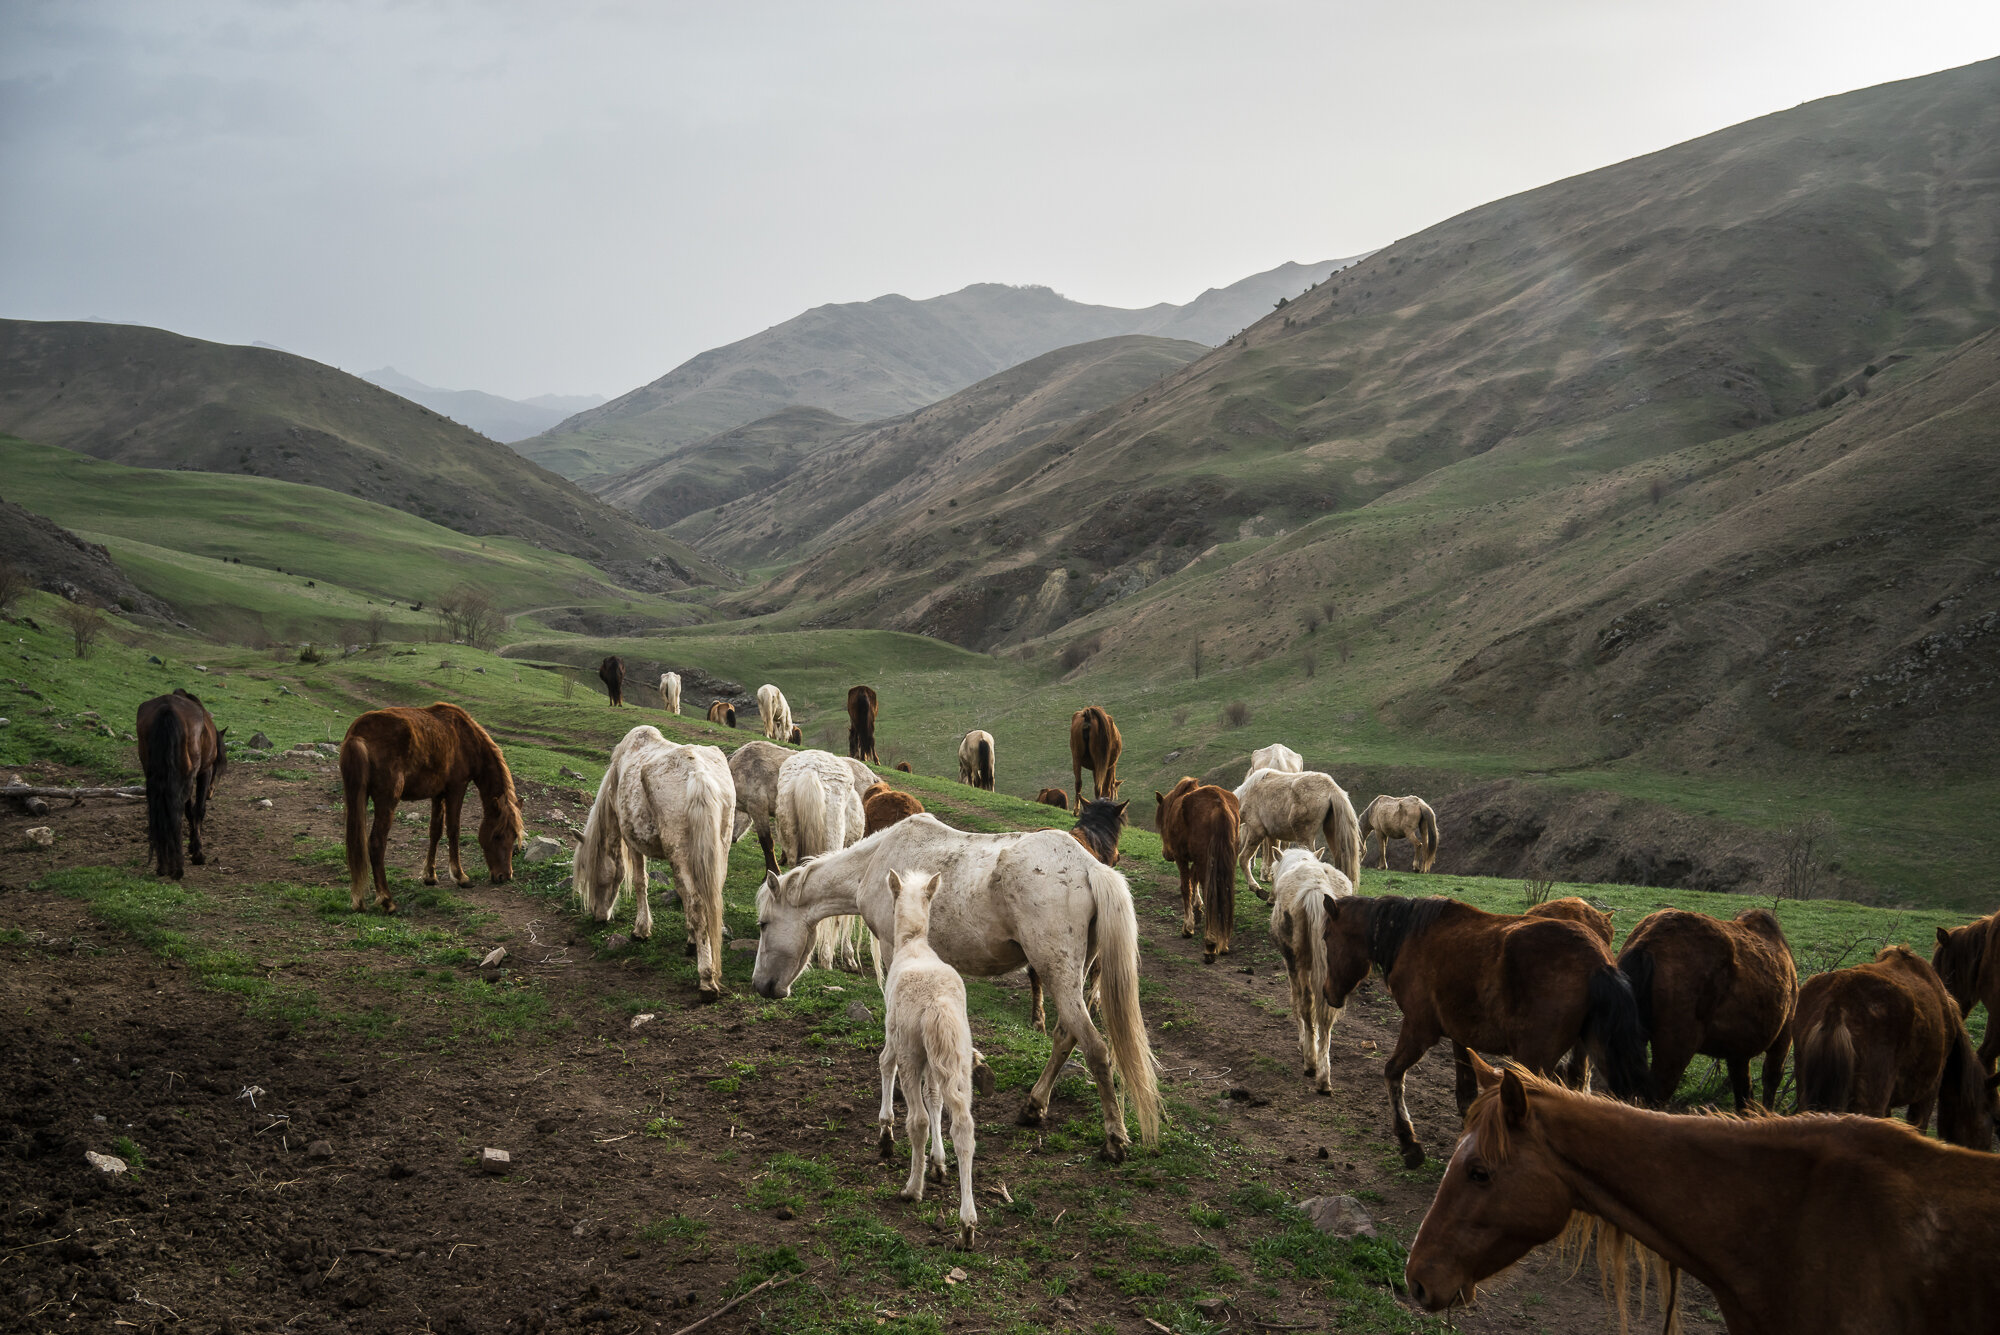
[863,782,925,838]
[1069,797,1129,868]
[1617,908,1797,1110]
[1248,742,1303,774]
[776,749,869,972]
[727,739,790,876]
[1358,794,1439,872]
[598,656,625,707]
[788,724,802,745]
[958,730,995,791]
[1035,787,1070,811]
[1788,945,1996,1149]
[136,689,226,880]
[847,684,880,763]
[756,684,793,742]
[1933,912,2000,1067]
[1318,895,1649,1166]
[876,870,979,1248]
[338,703,522,914]
[1068,706,1121,808]
[572,727,734,1001]
[1232,768,1360,898]
[658,672,681,715]
[1525,896,1614,945]
[895,761,912,773]
[1407,1055,2000,1334]
[752,814,1161,1160]
[1268,848,1354,1094]
[706,700,737,728]
[1155,778,1240,959]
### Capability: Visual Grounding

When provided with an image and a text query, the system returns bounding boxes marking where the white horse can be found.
[1233,767,1361,898]
[728,739,790,876]
[775,749,868,972]
[957,730,995,791]
[757,684,793,742]
[659,672,681,715]
[1243,743,1305,874]
[878,869,978,1246]
[1358,794,1440,872]
[1267,848,1354,1094]
[572,727,735,1001]
[752,814,1161,1160]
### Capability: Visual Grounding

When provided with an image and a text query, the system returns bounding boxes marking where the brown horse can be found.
[706,700,738,728]
[1405,1055,2000,1334]
[862,782,925,838]
[788,724,803,745]
[1934,912,2000,1068]
[1069,797,1129,868]
[338,703,523,913]
[1319,895,1648,1166]
[598,656,625,707]
[1034,787,1069,811]
[1068,706,1121,809]
[1358,794,1438,872]
[1155,778,1241,960]
[895,761,912,773]
[1617,907,1797,1110]
[846,684,879,763]
[136,689,226,880]
[1524,896,1613,945]
[1788,945,1996,1149]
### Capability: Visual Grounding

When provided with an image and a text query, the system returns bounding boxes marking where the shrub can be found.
[1221,700,1251,729]
[434,584,503,649]
[1060,634,1102,673]
[58,602,106,659]
[0,561,30,616]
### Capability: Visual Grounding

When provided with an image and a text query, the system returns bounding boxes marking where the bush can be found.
[1060,634,1102,673]
[0,561,29,617]
[1221,700,1251,728]
[57,602,106,659]
[434,585,504,649]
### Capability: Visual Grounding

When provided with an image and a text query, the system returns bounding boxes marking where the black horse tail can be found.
[1581,963,1650,1101]
[976,737,994,791]
[145,706,191,880]
[1621,944,1657,1037]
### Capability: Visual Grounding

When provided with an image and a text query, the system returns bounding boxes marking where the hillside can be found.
[514,259,1357,479]
[0,319,724,588]
[588,405,857,530]
[361,366,604,443]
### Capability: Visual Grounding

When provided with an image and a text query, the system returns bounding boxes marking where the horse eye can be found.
[1467,1165,1491,1184]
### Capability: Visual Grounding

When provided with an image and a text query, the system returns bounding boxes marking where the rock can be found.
[1298,1194,1377,1239]
[315,742,339,753]
[80,711,99,720]
[523,835,566,864]
[944,1266,968,1285]
[773,1206,794,1220]
[255,798,274,810]
[844,1001,873,1024]
[247,732,272,750]
[148,655,163,665]
[24,826,53,848]
[0,718,9,728]
[193,665,208,673]
[629,1013,655,1030]
[84,1150,128,1174]
[480,1147,511,1174]
[728,938,758,952]
[21,794,48,816]
[1193,1298,1230,1320]
[603,933,629,952]
[480,947,508,969]
[559,766,585,782]
[307,1140,334,1160]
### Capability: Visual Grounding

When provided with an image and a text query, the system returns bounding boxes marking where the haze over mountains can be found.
[361,366,606,444]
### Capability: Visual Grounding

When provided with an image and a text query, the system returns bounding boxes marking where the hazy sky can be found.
[4,2,1996,400]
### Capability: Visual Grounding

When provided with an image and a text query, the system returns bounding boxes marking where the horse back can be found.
[1416,912,1611,1048]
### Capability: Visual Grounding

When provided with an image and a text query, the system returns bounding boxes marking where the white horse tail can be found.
[574,753,627,920]
[1416,800,1440,871]
[1298,880,1340,1028]
[1324,787,1361,889]
[1087,860,1162,1148]
[683,759,733,972]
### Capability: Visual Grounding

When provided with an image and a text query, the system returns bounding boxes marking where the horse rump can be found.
[1796,1018,1856,1114]
[1580,964,1650,1100]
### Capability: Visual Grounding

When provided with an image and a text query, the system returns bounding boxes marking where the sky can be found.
[3,2,1997,401]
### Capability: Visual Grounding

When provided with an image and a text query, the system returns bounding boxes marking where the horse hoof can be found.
[1015,1104,1047,1129]
[1203,953,1217,965]
[421,875,438,887]
[878,1131,894,1158]
[697,987,724,1004]
[974,1063,996,1099]
[899,1187,920,1202]
[1181,927,1195,938]
[1400,1144,1426,1170]
[1316,1084,1333,1097]
[380,900,397,915]
[928,1162,946,1184]
[959,1225,975,1250]
[1099,1140,1127,1164]
[190,853,206,866]
[681,940,694,956]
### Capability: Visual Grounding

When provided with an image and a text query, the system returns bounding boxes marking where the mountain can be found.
[590,406,858,531]
[513,258,1361,480]
[360,366,605,443]
[0,320,723,588]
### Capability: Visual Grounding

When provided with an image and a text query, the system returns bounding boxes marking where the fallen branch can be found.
[2,784,145,801]
[667,1268,807,1335]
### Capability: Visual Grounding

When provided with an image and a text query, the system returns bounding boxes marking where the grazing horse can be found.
[573,727,734,1001]
[1407,1056,2000,1334]
[1617,908,1797,1110]
[1268,848,1354,1093]
[788,724,802,745]
[877,870,979,1248]
[1318,895,1648,1166]
[136,689,227,879]
[895,761,912,773]
[658,672,681,715]
[1034,787,1069,811]
[756,684,793,742]
[1232,768,1361,897]
[776,749,869,972]
[706,700,737,728]
[1155,778,1241,959]
[1934,912,2000,1068]
[957,730,995,791]
[1358,794,1439,872]
[599,656,625,706]
[1789,945,1996,1149]
[863,782,926,837]
[1249,742,1304,775]
[752,814,1162,1160]
[339,703,522,913]
[1524,896,1614,945]
[847,685,880,763]
[727,739,790,876]
[1068,706,1121,809]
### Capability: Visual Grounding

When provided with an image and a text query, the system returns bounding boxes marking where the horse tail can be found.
[147,705,191,879]
[1199,807,1236,955]
[338,731,369,898]
[682,759,733,972]
[1417,802,1440,871]
[1797,1018,1855,1114]
[1581,964,1650,1101]
[574,752,627,920]
[783,765,829,863]
[1323,790,1361,889]
[976,737,994,792]
[1298,879,1339,1027]
[1086,860,1162,1147]
[1622,943,1657,1037]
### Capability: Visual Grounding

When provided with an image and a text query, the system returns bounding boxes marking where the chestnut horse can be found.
[846,684,880,763]
[1934,912,2000,1068]
[1034,787,1069,811]
[338,703,522,913]
[136,689,227,880]
[1155,777,1241,959]
[1319,895,1648,1166]
[1524,896,1613,945]
[1357,794,1438,872]
[1788,945,1996,1149]
[895,761,912,773]
[706,700,737,728]
[862,781,926,837]
[1406,1056,2000,1334]
[1068,707,1121,809]
[599,656,625,706]
[1618,908,1797,1110]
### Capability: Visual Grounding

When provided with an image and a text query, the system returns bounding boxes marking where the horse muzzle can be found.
[1402,1273,1465,1314]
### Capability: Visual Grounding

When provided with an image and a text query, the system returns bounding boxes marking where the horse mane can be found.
[1363,896,1458,973]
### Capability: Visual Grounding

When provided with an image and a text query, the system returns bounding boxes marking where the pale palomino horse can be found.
[573,727,735,1001]
[752,814,1162,1160]
[757,683,793,742]
[878,870,979,1247]
[775,749,869,972]
[958,730,995,791]
[1268,848,1355,1094]
[1243,743,1305,875]
[658,672,681,715]
[728,739,790,876]
[1359,794,1440,872]
[1233,768,1361,897]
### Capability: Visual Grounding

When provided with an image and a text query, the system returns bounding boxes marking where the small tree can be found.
[1221,700,1251,728]
[58,601,105,658]
[435,584,503,649]
[0,561,29,617]
[363,607,389,647]
[1188,637,1203,680]
[1774,813,1836,901]
[1302,647,1317,679]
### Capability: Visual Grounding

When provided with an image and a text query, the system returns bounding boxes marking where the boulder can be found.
[523,835,566,864]
[24,826,53,848]
[84,1150,128,1174]
[844,1001,873,1024]
[1298,1195,1377,1239]
[247,732,273,750]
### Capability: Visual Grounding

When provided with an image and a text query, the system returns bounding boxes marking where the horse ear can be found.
[1115,799,1129,815]
[887,870,906,897]
[1500,1067,1528,1124]
[1470,1051,1503,1092]
[1939,926,1954,947]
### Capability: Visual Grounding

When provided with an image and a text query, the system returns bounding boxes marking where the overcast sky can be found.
[3,2,1995,400]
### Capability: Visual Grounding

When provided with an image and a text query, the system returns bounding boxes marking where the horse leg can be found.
[757,826,779,876]
[1384,1024,1433,1168]
[1452,1042,1479,1117]
[1314,989,1339,1096]
[630,854,653,941]
[876,1045,899,1157]
[1726,1056,1753,1113]
[1762,1028,1792,1110]
[1285,956,1316,1079]
[1179,860,1196,938]
[926,1078,948,1184]
[1019,1018,1080,1131]
[443,787,470,886]
[367,800,398,913]
[1026,967,1045,1034]
[422,797,445,886]
[187,765,213,866]
[1052,982,1130,1162]
[948,1086,977,1248]
[901,1062,932,1202]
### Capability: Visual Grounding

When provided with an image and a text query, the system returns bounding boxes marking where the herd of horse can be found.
[129,680,2000,1330]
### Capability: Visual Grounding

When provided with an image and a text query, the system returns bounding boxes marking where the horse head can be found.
[480,786,524,884]
[752,867,817,1000]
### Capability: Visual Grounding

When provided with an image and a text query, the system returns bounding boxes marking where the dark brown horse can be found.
[895,761,912,773]
[787,724,802,745]
[136,689,226,880]
[1405,1055,2000,1334]
[1068,706,1121,810]
[1789,945,1996,1149]
[846,684,879,763]
[1319,895,1649,1166]
[1034,787,1070,811]
[1524,896,1613,945]
[706,700,737,728]
[1618,907,1797,1110]
[862,781,925,838]
[1934,912,2000,1068]
[338,703,523,914]
[1155,777,1241,960]
[598,656,625,706]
